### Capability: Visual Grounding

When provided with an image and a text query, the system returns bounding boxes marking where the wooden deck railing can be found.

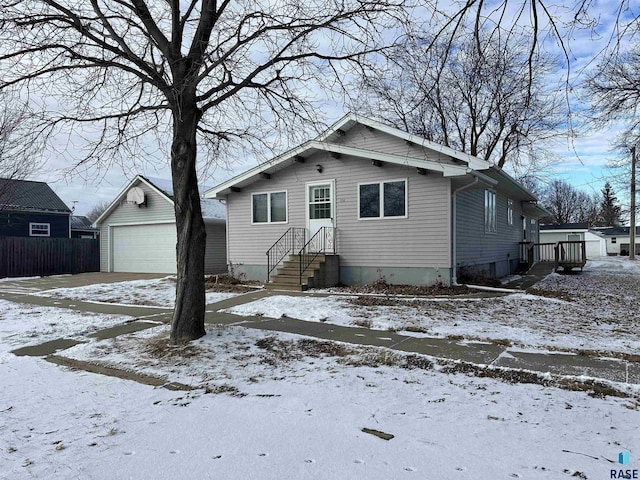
[519,240,587,272]
[555,240,587,272]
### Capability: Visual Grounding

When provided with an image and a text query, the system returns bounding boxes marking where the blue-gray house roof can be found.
[0,178,71,214]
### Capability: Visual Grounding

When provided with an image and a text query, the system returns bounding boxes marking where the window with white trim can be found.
[507,199,514,226]
[29,223,50,237]
[358,179,407,219]
[252,191,287,223]
[484,190,497,233]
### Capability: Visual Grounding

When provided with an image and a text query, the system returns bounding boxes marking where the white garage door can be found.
[111,223,177,273]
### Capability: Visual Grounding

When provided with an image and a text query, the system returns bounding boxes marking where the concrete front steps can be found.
[266,254,339,291]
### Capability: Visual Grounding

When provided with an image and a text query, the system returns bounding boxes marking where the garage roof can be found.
[93,175,226,226]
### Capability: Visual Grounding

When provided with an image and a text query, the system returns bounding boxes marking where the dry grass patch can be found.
[144,334,202,359]
[440,360,632,399]
[526,287,573,302]
[353,318,373,329]
[334,278,471,296]
[205,274,258,293]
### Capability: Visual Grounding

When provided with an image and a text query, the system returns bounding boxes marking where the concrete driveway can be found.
[0,272,168,293]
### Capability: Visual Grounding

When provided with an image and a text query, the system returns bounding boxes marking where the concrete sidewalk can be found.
[206,292,640,385]
[2,274,638,386]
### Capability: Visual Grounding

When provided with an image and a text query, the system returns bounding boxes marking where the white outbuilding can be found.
[94,175,226,274]
[539,223,607,259]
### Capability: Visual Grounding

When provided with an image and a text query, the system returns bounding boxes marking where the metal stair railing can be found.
[266,227,306,282]
[299,227,336,284]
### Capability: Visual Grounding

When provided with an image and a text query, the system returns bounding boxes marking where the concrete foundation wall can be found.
[340,265,452,286]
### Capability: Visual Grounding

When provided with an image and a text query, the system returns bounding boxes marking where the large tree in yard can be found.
[0,0,405,342]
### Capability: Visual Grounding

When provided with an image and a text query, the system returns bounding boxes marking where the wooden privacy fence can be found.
[0,237,100,278]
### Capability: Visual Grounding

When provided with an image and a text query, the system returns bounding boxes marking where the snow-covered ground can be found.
[36,277,240,308]
[1,304,639,479]
[0,299,134,353]
[226,257,640,354]
[1,257,639,478]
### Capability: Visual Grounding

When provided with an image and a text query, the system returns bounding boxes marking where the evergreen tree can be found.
[599,182,623,226]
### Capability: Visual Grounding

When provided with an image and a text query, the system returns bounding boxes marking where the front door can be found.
[306,181,335,252]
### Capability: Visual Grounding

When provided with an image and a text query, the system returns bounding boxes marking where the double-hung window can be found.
[358,179,407,219]
[29,223,50,237]
[252,191,287,224]
[485,190,497,233]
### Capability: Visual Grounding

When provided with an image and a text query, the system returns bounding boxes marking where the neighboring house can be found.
[94,175,227,274]
[71,215,99,239]
[591,226,640,256]
[0,178,71,238]
[205,113,548,288]
[540,223,607,259]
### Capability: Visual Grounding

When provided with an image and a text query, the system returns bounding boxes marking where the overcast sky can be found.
[26,1,639,216]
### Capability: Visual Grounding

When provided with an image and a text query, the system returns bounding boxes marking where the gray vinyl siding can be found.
[98,181,175,271]
[225,150,451,271]
[205,221,227,274]
[332,123,454,164]
[455,187,524,275]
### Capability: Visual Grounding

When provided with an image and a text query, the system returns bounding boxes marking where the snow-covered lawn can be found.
[1,313,639,479]
[1,258,639,478]
[225,257,640,355]
[36,277,240,308]
[0,299,134,353]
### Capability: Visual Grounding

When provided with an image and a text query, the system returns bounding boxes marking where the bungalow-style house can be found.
[0,178,72,238]
[94,175,227,274]
[591,226,640,256]
[205,114,547,289]
[71,215,99,239]
[539,223,606,259]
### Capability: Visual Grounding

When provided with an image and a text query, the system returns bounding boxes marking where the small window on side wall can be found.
[484,190,497,233]
[507,199,514,226]
[612,237,617,244]
[252,191,287,224]
[29,223,50,237]
[358,179,407,219]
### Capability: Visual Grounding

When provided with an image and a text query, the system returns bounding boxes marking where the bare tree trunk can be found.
[170,92,206,343]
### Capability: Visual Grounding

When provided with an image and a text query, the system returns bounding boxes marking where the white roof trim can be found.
[205,140,474,198]
[318,113,492,171]
[93,175,174,226]
[311,142,471,176]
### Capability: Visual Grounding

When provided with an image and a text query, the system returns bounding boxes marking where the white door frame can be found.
[305,179,336,234]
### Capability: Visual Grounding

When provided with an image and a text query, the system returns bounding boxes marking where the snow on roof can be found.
[144,176,175,197]
[144,176,225,220]
[201,199,226,220]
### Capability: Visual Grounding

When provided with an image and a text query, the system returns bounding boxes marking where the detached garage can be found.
[95,175,226,274]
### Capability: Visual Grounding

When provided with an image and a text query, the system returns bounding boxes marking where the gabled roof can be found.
[205,113,494,198]
[0,178,71,214]
[319,114,492,171]
[71,215,99,231]
[93,175,226,226]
